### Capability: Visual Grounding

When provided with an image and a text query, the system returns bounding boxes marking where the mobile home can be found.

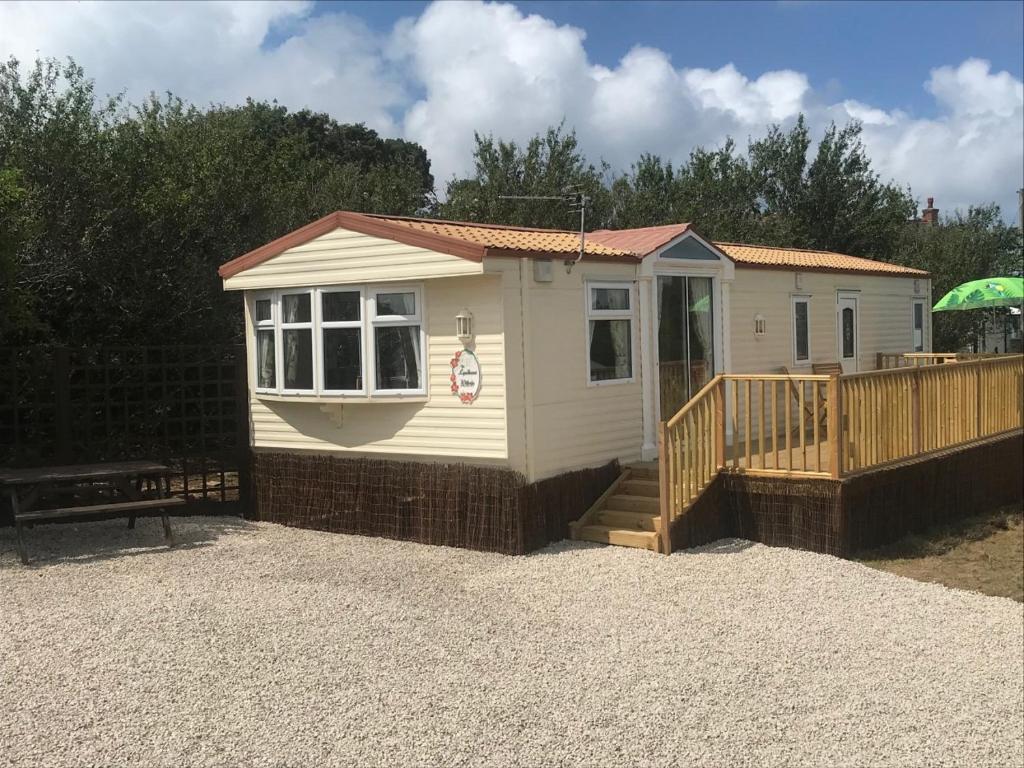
[219,211,935,553]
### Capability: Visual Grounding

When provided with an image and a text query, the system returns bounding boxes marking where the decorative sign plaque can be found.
[450,349,482,404]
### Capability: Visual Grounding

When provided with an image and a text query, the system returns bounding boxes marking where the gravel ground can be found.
[1,517,1022,768]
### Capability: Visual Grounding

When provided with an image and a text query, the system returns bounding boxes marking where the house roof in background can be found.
[219,211,930,280]
[714,242,930,277]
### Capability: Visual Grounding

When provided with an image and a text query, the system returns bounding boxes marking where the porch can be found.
[571,354,1024,553]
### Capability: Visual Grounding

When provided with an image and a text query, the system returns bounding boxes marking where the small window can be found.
[321,289,363,393]
[370,287,424,394]
[912,299,925,352]
[841,307,855,358]
[254,296,276,391]
[280,291,314,392]
[792,296,810,363]
[587,282,634,384]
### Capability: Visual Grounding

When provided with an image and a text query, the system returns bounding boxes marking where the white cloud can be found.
[1,0,1021,221]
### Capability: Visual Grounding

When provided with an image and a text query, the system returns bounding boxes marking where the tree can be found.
[438,125,613,229]
[894,205,1023,352]
[0,56,435,346]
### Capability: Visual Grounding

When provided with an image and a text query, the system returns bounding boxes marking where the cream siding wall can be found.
[728,269,931,374]
[223,227,482,291]
[522,261,643,480]
[246,274,509,462]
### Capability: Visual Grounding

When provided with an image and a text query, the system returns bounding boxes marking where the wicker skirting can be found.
[674,432,1023,557]
[250,452,619,555]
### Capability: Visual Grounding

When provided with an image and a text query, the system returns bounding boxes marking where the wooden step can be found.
[620,479,660,498]
[594,509,660,531]
[627,462,659,481]
[575,524,660,551]
[606,494,660,513]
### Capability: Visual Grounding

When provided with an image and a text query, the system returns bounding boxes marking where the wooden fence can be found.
[658,355,1024,541]
[0,345,250,519]
[877,351,1002,369]
[840,355,1023,473]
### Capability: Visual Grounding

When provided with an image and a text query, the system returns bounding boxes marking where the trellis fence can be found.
[0,345,250,522]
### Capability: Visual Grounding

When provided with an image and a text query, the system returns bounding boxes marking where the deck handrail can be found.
[657,355,1024,549]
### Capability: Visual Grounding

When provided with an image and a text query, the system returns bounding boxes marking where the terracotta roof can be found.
[713,242,929,277]
[365,214,635,259]
[219,211,929,280]
[587,223,691,254]
[219,211,637,278]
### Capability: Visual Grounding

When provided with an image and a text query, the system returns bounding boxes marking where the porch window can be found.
[912,299,925,352]
[792,296,810,363]
[252,284,425,398]
[587,282,634,384]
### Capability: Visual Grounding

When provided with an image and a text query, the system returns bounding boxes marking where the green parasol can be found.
[932,277,1023,312]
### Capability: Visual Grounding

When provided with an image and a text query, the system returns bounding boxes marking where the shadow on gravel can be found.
[681,538,757,555]
[0,515,258,569]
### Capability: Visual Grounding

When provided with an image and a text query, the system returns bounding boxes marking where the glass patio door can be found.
[657,275,715,419]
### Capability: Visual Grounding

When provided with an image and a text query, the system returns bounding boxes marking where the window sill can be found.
[254,392,429,404]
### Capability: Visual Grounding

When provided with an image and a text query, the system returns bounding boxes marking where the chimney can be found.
[921,196,939,225]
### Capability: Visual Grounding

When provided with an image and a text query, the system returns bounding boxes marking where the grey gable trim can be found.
[661,237,720,261]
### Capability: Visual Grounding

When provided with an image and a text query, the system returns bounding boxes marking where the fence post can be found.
[714,379,726,469]
[658,422,672,556]
[234,348,252,517]
[974,364,982,439]
[53,347,72,464]
[911,368,922,454]
[827,375,842,479]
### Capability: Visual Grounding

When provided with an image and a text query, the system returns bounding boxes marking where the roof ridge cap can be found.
[364,212,576,235]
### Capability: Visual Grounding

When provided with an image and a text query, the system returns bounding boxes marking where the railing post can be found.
[827,375,842,479]
[911,368,922,454]
[974,364,982,439]
[658,421,672,556]
[714,379,726,469]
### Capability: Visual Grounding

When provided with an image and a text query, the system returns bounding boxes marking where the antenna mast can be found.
[497,187,590,273]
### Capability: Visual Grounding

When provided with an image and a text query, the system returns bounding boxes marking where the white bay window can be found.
[253,285,425,398]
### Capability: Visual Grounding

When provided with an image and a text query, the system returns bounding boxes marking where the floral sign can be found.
[450,349,482,404]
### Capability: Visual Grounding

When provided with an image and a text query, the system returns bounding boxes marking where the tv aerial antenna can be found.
[497,186,590,273]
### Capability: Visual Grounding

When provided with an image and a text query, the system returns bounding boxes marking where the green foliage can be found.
[437,124,612,229]
[0,57,433,346]
[894,205,1023,351]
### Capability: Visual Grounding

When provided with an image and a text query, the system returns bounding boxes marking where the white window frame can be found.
[253,293,277,394]
[319,286,367,396]
[368,285,427,396]
[585,280,636,387]
[911,297,926,353]
[250,284,426,399]
[792,295,811,365]
[278,288,317,395]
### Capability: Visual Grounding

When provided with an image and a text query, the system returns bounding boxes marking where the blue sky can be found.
[321,0,1024,118]
[3,0,1022,218]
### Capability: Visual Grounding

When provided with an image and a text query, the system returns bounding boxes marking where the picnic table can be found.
[0,460,184,565]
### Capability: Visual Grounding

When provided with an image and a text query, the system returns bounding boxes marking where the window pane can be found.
[376,292,415,316]
[282,293,311,323]
[590,319,632,382]
[282,328,313,389]
[323,328,362,390]
[592,287,630,311]
[842,307,855,358]
[687,277,714,395]
[794,302,809,361]
[256,329,275,389]
[375,325,421,389]
[323,291,360,323]
[913,303,923,330]
[255,299,272,323]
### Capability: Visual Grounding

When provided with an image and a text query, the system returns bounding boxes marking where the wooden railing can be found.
[659,376,722,552]
[841,355,1023,473]
[657,355,1024,551]
[877,351,1002,369]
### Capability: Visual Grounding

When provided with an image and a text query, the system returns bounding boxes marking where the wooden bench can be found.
[1,461,180,565]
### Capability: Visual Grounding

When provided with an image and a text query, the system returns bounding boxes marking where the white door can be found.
[837,293,859,373]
